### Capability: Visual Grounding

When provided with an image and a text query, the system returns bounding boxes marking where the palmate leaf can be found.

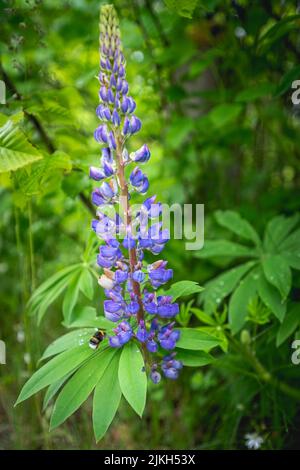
[228,269,257,334]
[201,261,257,313]
[0,118,43,173]
[27,263,95,324]
[79,268,95,300]
[40,328,95,361]
[43,372,74,411]
[118,342,147,417]
[263,213,299,252]
[276,303,300,347]
[62,271,82,325]
[15,345,94,405]
[262,254,291,300]
[93,351,122,442]
[215,210,261,246]
[50,347,116,430]
[257,270,286,322]
[195,240,255,259]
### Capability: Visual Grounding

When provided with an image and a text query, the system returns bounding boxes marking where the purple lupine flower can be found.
[109,321,133,347]
[161,354,183,379]
[158,323,180,350]
[89,5,183,383]
[150,365,161,384]
[130,144,151,163]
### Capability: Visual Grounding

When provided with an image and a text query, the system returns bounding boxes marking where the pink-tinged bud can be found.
[98,274,114,289]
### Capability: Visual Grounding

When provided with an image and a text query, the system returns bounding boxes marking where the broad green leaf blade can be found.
[62,271,81,325]
[276,303,300,347]
[50,347,116,430]
[43,371,73,410]
[0,119,43,173]
[201,261,257,313]
[118,342,147,417]
[40,328,95,361]
[257,271,286,322]
[164,280,203,300]
[79,268,94,300]
[195,240,255,259]
[215,210,260,245]
[264,214,299,252]
[262,255,291,300]
[93,351,122,442]
[175,349,214,367]
[229,270,257,334]
[15,345,94,405]
[176,328,221,351]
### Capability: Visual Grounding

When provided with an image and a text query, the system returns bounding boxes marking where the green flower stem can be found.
[230,337,300,401]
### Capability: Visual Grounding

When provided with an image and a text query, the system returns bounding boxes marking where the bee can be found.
[89,329,106,350]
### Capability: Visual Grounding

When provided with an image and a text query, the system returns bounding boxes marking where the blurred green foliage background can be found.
[0,0,300,450]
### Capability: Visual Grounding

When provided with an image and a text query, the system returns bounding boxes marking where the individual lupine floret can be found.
[109,321,133,347]
[161,353,183,379]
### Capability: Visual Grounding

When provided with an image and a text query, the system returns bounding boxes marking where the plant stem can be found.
[115,131,144,324]
[27,200,36,291]
[231,337,300,401]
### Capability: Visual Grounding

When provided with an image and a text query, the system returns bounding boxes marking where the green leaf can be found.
[235,83,274,102]
[197,326,229,352]
[281,252,300,270]
[176,328,221,351]
[28,264,81,306]
[201,261,257,313]
[258,271,286,322]
[175,349,214,367]
[164,280,203,300]
[50,347,116,430]
[195,240,255,258]
[0,118,43,173]
[275,66,300,97]
[118,342,147,417]
[262,255,291,300]
[190,308,216,325]
[79,268,94,300]
[280,228,300,254]
[93,352,122,442]
[40,328,95,361]
[15,151,72,196]
[215,210,260,245]
[264,214,299,252]
[43,372,73,410]
[229,270,257,334]
[62,271,82,324]
[276,303,300,347]
[15,345,94,405]
[164,0,199,19]
[208,104,242,128]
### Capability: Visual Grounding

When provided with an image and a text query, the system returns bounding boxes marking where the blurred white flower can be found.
[23,352,31,365]
[17,330,25,343]
[245,432,264,450]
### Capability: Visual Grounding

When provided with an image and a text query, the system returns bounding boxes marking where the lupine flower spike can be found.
[90,5,182,383]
